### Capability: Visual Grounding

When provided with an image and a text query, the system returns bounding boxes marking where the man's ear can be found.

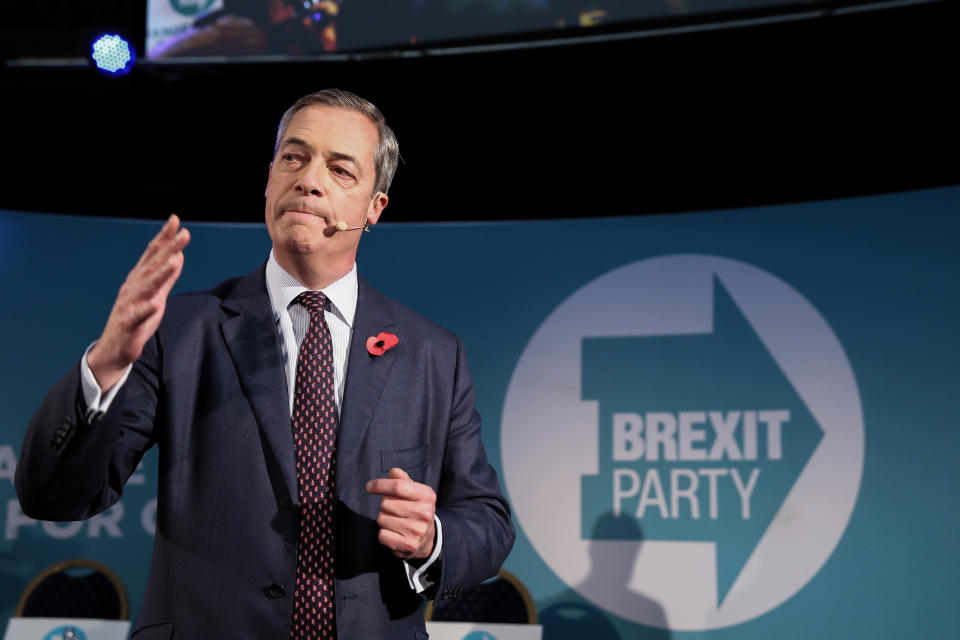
[366,191,389,226]
[264,162,273,197]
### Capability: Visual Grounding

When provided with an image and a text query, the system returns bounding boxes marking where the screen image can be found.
[146,0,818,58]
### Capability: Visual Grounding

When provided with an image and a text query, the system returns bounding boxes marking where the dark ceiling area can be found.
[1,1,956,224]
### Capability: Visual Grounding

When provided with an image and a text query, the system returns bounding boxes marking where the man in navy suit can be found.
[16,89,514,639]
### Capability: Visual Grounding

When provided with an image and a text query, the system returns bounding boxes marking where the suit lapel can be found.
[219,264,298,504]
[339,277,399,452]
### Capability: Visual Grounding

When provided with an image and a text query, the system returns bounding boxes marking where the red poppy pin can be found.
[366,332,399,356]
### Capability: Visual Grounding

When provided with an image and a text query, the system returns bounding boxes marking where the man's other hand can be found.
[88,214,190,392]
[366,467,437,560]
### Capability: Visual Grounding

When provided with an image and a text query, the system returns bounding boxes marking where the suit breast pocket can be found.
[380,444,429,478]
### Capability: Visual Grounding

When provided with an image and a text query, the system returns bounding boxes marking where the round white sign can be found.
[501,255,863,630]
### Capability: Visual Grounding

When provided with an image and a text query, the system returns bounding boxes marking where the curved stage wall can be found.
[1,186,957,638]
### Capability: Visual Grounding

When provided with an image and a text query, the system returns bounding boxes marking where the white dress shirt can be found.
[79,252,441,592]
[264,251,355,415]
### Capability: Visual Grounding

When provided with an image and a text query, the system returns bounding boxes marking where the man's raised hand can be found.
[87,214,190,392]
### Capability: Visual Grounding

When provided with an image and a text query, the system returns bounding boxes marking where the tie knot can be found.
[295,291,327,317]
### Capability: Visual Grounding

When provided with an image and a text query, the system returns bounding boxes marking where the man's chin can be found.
[272,226,321,254]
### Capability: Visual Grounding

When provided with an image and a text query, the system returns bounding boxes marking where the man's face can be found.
[265,104,387,261]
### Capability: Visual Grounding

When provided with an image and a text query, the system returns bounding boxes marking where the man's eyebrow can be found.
[278,136,314,152]
[327,151,362,173]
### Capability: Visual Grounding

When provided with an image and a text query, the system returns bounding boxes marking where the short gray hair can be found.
[274,89,400,195]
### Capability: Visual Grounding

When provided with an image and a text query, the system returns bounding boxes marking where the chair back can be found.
[426,569,537,624]
[15,558,129,621]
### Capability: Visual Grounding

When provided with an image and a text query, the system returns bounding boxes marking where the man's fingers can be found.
[366,478,406,498]
[139,245,186,297]
[137,214,182,267]
[127,225,190,303]
[141,225,190,277]
[376,512,436,559]
[366,479,433,502]
[377,511,431,537]
[153,214,183,250]
[378,505,435,540]
[377,528,418,559]
[366,467,420,497]
[378,493,435,518]
[124,299,162,327]
[137,218,189,288]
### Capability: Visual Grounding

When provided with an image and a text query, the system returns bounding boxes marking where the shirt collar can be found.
[265,250,358,328]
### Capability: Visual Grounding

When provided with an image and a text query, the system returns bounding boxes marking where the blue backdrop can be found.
[1,186,957,638]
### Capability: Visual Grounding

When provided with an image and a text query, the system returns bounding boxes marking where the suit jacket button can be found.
[266,583,285,598]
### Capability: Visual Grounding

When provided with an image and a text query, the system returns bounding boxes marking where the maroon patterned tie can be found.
[290,291,338,639]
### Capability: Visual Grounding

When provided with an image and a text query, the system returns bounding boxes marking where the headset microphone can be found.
[334,221,370,232]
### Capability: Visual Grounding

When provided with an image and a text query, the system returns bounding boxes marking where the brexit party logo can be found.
[44,627,86,640]
[169,0,218,17]
[501,255,864,630]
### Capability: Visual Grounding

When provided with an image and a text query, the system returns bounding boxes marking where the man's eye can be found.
[281,153,300,162]
[332,166,355,179]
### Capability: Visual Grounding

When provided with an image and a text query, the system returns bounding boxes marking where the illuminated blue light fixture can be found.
[91,35,136,76]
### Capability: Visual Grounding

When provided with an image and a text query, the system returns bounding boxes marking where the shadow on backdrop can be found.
[539,513,670,640]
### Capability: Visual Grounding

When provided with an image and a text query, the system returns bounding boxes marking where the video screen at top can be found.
[146,0,807,58]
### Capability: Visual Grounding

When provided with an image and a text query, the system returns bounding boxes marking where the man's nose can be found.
[295,164,328,196]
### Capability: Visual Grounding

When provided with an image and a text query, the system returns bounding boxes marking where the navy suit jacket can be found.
[16,263,515,639]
